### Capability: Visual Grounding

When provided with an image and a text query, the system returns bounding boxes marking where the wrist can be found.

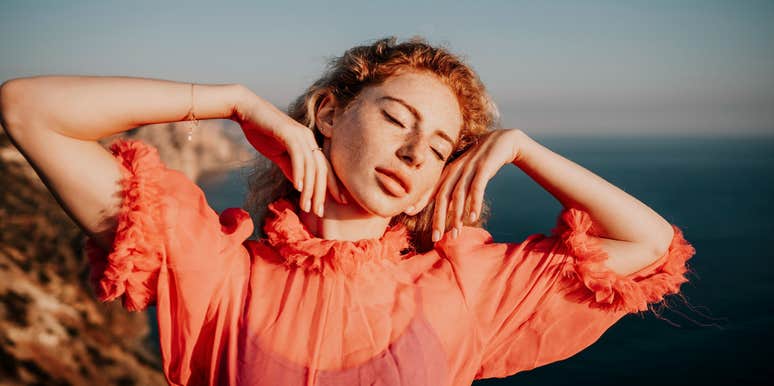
[187,83,247,121]
[510,129,535,167]
[231,84,260,121]
[231,85,292,135]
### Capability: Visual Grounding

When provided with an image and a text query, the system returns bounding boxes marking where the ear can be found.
[404,185,437,216]
[315,91,337,139]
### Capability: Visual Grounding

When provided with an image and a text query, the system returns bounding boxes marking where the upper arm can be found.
[437,207,695,380]
[594,236,664,276]
[4,119,125,250]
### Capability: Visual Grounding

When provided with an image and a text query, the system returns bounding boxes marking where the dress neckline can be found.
[261,198,412,277]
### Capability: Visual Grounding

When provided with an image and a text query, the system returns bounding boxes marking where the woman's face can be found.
[319,70,463,217]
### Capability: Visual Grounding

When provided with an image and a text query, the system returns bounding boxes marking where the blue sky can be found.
[1,0,772,136]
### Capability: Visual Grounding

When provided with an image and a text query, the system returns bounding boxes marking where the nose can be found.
[396,133,427,168]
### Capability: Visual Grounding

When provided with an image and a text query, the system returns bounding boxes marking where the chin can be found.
[348,187,405,218]
[335,166,407,217]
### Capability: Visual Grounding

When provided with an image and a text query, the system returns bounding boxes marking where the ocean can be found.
[150,133,774,385]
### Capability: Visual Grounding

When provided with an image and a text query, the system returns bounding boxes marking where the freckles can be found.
[342,128,373,162]
[340,139,367,164]
[332,126,360,159]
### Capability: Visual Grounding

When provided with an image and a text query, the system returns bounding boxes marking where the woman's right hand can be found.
[231,91,347,216]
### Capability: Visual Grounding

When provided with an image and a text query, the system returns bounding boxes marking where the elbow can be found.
[648,223,676,259]
[0,78,29,133]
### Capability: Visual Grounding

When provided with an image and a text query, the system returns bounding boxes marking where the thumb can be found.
[272,155,295,188]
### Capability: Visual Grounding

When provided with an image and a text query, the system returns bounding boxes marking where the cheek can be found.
[332,135,365,165]
[328,142,350,187]
[329,130,372,189]
[330,121,389,175]
[414,168,444,198]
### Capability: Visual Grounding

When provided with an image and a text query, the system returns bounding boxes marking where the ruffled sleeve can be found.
[83,138,166,311]
[436,207,695,381]
[550,207,695,314]
[83,138,253,384]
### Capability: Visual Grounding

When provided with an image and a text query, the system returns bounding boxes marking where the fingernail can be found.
[317,204,324,216]
[297,181,303,191]
[469,211,477,222]
[303,199,311,212]
[406,205,415,213]
[451,228,459,239]
[432,229,440,242]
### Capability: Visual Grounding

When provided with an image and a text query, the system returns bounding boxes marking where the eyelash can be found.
[383,111,446,161]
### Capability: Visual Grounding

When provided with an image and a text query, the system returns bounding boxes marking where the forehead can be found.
[361,71,463,141]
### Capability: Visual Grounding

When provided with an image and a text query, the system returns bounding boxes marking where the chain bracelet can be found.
[187,83,200,141]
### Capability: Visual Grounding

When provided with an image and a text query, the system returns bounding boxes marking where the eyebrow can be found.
[378,95,456,147]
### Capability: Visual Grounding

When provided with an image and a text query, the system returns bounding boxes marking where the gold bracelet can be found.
[187,83,199,141]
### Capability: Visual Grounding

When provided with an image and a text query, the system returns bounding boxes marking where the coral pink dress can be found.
[84,139,696,386]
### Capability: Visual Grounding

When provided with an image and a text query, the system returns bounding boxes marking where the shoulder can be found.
[433,226,547,258]
[430,226,558,281]
[434,226,494,252]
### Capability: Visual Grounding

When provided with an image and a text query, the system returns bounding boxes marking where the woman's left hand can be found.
[432,128,524,241]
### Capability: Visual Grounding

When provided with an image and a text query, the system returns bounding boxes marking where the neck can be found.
[297,198,392,241]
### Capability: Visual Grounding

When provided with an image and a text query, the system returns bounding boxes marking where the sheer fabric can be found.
[84,138,696,385]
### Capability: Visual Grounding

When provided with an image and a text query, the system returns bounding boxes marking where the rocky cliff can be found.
[101,119,254,182]
[0,120,255,385]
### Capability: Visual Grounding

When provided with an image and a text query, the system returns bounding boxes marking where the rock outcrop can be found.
[0,120,256,385]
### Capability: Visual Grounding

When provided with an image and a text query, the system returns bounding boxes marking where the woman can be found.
[1,36,695,386]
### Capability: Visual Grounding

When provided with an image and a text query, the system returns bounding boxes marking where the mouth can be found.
[374,167,411,197]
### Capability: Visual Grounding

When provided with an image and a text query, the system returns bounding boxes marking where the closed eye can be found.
[384,111,447,161]
[382,111,404,127]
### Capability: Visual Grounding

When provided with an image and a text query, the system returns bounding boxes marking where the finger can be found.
[432,191,448,242]
[449,165,475,236]
[273,155,293,184]
[312,150,327,217]
[432,168,457,241]
[300,150,315,212]
[322,155,346,204]
[467,169,489,223]
[286,141,304,191]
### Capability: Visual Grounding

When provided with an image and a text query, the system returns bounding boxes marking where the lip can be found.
[374,167,412,196]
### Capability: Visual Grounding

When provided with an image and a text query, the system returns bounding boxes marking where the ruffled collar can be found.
[261,198,412,277]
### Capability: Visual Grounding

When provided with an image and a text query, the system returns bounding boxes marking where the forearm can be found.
[512,130,674,252]
[0,75,246,141]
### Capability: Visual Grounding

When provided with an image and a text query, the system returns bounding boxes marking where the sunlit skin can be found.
[300,70,465,241]
[1,73,678,277]
[235,66,676,275]
[0,63,695,386]
[239,67,515,242]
